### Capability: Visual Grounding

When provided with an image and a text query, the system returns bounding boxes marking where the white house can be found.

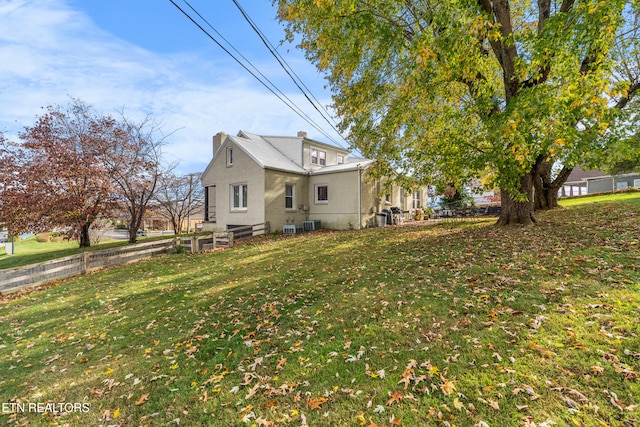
[201,130,426,232]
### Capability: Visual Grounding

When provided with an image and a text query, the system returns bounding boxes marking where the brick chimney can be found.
[297,131,307,138]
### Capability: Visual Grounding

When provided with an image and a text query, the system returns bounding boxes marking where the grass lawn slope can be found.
[0,195,638,426]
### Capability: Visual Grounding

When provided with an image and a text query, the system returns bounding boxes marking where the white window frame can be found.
[413,190,421,209]
[285,183,296,210]
[230,183,247,211]
[310,148,327,165]
[315,184,328,204]
[337,155,344,164]
[226,147,233,166]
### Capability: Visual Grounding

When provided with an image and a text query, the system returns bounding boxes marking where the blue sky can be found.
[0,0,344,173]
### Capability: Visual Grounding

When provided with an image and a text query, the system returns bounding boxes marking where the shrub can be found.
[36,233,50,243]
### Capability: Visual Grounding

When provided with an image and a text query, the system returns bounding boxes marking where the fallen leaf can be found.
[134,393,149,406]
[453,397,464,411]
[386,391,404,406]
[307,397,327,410]
[487,398,500,410]
[245,383,260,399]
[276,357,287,370]
[440,379,456,396]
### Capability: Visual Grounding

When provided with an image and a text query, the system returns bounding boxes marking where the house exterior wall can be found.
[264,169,309,230]
[587,174,640,194]
[613,174,640,190]
[202,141,265,231]
[587,177,615,194]
[359,169,381,227]
[307,168,375,229]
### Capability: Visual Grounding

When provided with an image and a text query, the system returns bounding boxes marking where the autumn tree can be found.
[104,114,168,244]
[153,173,204,234]
[0,100,116,247]
[533,8,639,210]
[601,132,640,175]
[277,0,639,225]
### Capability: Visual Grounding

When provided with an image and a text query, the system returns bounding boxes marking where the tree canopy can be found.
[153,173,204,235]
[277,0,639,225]
[0,100,117,246]
[0,99,168,247]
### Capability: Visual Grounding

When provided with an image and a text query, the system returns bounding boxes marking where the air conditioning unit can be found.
[303,220,321,231]
[283,225,297,234]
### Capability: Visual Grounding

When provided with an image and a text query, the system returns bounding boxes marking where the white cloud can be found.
[0,0,339,173]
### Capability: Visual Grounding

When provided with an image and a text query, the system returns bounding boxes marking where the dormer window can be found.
[226,147,233,166]
[311,148,326,165]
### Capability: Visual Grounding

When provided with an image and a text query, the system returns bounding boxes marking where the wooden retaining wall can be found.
[0,239,176,294]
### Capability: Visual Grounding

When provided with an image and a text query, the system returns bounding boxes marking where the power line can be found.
[178,0,329,142]
[168,0,346,148]
[230,0,347,148]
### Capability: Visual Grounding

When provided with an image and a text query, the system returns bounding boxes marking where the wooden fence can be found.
[181,232,234,254]
[1,239,176,294]
[180,222,270,254]
[1,223,271,294]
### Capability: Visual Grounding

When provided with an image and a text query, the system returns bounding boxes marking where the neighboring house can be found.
[142,205,205,233]
[200,130,426,232]
[559,166,640,197]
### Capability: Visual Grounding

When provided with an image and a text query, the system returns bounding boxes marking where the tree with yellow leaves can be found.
[277,0,639,225]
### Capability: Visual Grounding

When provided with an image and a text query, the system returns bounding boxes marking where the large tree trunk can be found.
[533,162,574,211]
[79,222,91,248]
[497,173,536,226]
[128,204,143,244]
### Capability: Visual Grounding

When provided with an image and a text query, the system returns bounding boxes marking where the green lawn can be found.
[558,190,640,207]
[0,194,638,426]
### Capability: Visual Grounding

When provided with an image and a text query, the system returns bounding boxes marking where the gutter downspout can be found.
[357,164,362,230]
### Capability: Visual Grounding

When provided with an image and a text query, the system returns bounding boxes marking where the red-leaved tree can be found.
[1,99,170,247]
[0,100,117,247]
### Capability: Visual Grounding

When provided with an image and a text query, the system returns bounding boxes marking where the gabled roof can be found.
[202,130,372,181]
[565,165,608,183]
[229,131,306,174]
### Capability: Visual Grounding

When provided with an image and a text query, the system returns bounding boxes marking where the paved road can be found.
[103,230,178,240]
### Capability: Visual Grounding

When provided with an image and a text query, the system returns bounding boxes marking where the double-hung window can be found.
[413,191,421,209]
[231,184,247,210]
[285,184,295,210]
[310,148,326,165]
